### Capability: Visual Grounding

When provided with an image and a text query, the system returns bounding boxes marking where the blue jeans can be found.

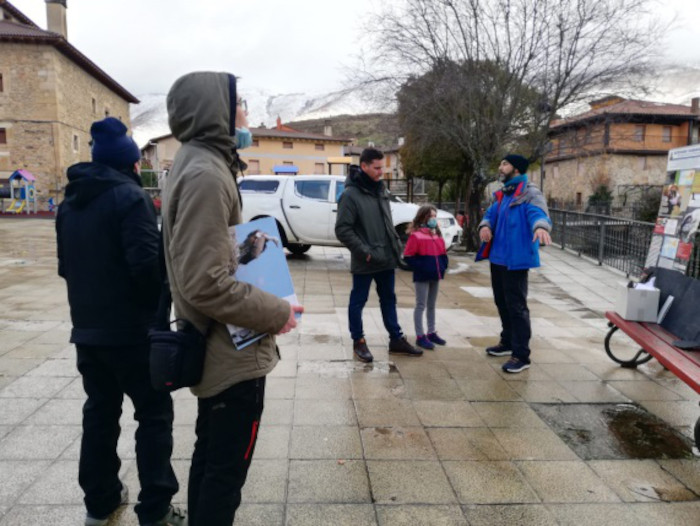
[348,269,403,341]
[490,263,531,362]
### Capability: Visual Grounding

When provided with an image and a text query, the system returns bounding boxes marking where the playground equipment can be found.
[1,170,37,215]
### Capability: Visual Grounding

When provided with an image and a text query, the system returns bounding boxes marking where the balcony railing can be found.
[550,208,700,279]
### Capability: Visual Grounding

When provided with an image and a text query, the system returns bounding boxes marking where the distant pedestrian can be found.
[403,204,449,350]
[477,154,552,373]
[57,117,184,526]
[335,148,422,362]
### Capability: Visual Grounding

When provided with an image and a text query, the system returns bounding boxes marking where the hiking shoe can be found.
[389,336,423,356]
[353,338,373,363]
[427,332,447,345]
[84,483,129,526]
[486,343,511,357]
[416,335,435,350]
[141,506,187,526]
[502,357,530,374]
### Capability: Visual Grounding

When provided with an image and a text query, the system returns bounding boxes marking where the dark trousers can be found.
[490,263,531,362]
[188,377,265,526]
[77,344,178,523]
[348,269,403,341]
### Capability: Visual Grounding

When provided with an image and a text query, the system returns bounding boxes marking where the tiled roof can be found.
[251,128,351,142]
[146,128,352,145]
[0,2,138,103]
[0,0,37,27]
[0,19,47,37]
[551,98,698,129]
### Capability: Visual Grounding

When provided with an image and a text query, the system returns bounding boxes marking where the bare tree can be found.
[360,0,667,248]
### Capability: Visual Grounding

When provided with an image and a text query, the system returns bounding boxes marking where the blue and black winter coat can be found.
[476,176,552,270]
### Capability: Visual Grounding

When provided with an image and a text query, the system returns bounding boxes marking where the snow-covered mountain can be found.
[131,65,700,147]
[130,86,384,147]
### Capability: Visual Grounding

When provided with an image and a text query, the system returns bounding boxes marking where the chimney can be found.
[323,120,333,137]
[45,0,67,39]
[276,116,282,130]
[691,97,700,115]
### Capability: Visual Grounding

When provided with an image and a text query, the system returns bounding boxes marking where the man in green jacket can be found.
[335,148,422,362]
[163,71,303,525]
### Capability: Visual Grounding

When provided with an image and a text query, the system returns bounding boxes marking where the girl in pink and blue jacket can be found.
[403,205,449,350]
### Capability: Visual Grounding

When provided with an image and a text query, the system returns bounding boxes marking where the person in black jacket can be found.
[56,118,185,526]
[335,148,422,362]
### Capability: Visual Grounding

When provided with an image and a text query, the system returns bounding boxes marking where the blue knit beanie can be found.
[503,154,529,175]
[90,117,141,169]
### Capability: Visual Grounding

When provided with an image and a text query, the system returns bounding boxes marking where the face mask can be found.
[234,127,253,149]
[426,218,438,229]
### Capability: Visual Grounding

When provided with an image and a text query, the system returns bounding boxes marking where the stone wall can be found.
[0,42,132,207]
[546,154,668,206]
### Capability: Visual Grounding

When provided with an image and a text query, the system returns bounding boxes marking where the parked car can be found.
[238,175,462,255]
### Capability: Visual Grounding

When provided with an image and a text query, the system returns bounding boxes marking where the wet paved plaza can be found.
[0,218,698,525]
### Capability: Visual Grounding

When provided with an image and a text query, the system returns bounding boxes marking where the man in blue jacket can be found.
[477,154,552,373]
[57,118,184,526]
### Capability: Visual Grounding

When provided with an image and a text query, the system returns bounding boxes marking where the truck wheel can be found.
[287,243,311,255]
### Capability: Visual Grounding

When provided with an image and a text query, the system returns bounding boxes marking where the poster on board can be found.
[644,144,700,274]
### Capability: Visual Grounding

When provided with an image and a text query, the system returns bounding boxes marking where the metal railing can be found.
[550,209,700,279]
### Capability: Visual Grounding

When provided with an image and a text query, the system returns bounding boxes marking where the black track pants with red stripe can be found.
[188,376,265,526]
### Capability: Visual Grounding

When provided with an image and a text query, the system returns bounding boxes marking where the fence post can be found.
[598,218,606,266]
[561,211,567,250]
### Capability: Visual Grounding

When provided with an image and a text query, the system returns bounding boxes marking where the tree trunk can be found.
[464,172,487,252]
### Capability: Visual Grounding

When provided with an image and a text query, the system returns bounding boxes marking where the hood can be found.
[167,71,237,161]
[345,164,383,195]
[64,162,140,209]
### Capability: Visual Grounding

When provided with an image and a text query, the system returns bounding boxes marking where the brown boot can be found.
[353,338,373,362]
[389,336,423,356]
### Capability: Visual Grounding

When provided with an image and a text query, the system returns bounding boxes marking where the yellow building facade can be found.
[142,127,352,178]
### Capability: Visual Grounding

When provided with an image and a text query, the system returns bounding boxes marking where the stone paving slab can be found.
[0,219,697,525]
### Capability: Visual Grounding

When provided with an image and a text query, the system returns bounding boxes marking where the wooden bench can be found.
[604,310,700,451]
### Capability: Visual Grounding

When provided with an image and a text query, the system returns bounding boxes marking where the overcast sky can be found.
[9,0,700,98]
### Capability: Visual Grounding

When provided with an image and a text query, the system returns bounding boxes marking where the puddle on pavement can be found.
[532,403,694,460]
[297,360,398,378]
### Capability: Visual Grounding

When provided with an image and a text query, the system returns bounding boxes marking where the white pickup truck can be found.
[238,175,462,255]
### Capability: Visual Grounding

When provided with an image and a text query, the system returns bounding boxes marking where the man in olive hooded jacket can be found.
[335,147,422,362]
[163,71,302,525]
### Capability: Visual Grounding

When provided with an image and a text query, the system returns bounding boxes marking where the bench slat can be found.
[605,311,700,394]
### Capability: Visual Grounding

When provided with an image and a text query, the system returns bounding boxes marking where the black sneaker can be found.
[84,483,129,526]
[486,343,511,357]
[427,332,447,346]
[353,338,374,363]
[141,506,187,526]
[502,357,530,374]
[389,336,423,356]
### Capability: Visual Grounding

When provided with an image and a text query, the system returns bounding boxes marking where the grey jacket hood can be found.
[167,71,237,164]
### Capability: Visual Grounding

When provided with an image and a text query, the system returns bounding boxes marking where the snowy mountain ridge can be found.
[131,65,700,147]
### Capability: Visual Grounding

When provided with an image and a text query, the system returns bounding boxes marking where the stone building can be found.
[0,0,138,207]
[543,96,700,208]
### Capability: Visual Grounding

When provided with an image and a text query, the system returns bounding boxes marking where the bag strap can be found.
[154,229,173,330]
